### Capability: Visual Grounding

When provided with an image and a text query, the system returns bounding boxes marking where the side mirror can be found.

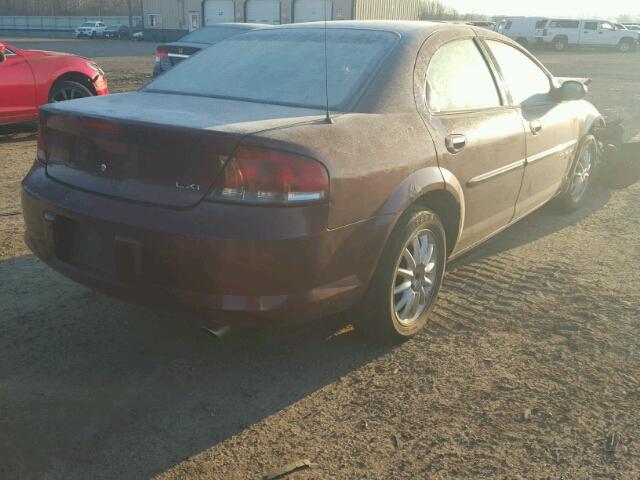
[561,81,587,101]
[0,43,6,63]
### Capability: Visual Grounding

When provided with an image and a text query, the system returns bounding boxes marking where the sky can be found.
[445,0,640,18]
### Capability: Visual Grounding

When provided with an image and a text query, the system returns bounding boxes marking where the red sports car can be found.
[0,41,108,125]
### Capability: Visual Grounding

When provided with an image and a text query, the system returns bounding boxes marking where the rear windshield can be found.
[146,28,399,110]
[179,26,250,44]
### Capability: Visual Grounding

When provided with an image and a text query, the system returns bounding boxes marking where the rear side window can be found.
[535,20,547,29]
[486,40,551,106]
[584,22,598,30]
[426,39,501,113]
[147,28,399,110]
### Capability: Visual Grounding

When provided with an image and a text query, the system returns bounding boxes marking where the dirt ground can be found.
[1,44,640,479]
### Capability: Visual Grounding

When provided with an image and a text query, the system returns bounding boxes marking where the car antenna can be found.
[323,0,333,124]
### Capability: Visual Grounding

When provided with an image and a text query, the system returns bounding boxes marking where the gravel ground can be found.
[0,46,639,479]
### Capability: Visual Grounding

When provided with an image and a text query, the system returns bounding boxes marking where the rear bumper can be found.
[21,165,392,324]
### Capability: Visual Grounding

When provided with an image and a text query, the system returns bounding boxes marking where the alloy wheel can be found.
[51,86,90,102]
[570,143,594,202]
[391,229,438,326]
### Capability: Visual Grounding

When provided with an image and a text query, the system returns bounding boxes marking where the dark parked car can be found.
[104,24,131,39]
[23,22,603,342]
[153,23,266,76]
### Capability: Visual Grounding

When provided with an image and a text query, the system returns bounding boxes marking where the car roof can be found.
[268,20,458,37]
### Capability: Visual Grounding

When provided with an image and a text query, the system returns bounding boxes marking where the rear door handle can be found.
[530,121,543,135]
[445,134,467,153]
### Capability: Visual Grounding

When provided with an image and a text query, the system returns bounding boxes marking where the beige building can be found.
[143,0,421,41]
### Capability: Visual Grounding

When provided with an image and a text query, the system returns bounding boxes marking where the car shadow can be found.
[0,182,619,479]
[0,122,37,144]
[449,184,612,269]
[0,254,388,479]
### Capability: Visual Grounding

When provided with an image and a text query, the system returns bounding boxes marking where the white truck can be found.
[495,17,548,46]
[536,19,640,52]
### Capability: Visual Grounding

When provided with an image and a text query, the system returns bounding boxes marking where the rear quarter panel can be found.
[242,112,440,230]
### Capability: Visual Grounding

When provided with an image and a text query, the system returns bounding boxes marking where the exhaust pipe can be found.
[201,324,231,339]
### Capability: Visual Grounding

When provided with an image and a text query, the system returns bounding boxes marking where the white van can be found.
[495,17,548,46]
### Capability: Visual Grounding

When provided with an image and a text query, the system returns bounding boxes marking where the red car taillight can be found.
[207,148,329,206]
[155,48,169,62]
[36,113,47,164]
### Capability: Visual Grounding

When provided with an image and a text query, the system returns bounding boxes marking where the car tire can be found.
[354,206,447,343]
[556,134,597,212]
[48,80,94,103]
[554,38,568,52]
[618,39,635,53]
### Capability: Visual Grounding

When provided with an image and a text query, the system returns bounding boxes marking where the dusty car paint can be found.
[21,21,603,325]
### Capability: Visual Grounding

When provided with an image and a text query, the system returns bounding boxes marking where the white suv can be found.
[75,21,107,39]
[536,19,640,52]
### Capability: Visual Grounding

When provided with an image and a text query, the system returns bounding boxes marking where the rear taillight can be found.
[543,29,548,36]
[207,148,329,206]
[155,48,168,62]
[36,113,47,164]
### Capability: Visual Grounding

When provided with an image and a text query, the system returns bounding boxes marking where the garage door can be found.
[293,0,332,23]
[204,0,235,25]
[246,0,281,24]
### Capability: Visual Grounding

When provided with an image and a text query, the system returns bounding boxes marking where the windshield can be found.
[81,22,94,27]
[146,28,399,110]
[179,26,251,44]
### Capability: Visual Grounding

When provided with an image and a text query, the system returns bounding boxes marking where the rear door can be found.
[417,31,527,253]
[0,47,37,123]
[581,21,599,45]
[484,39,578,218]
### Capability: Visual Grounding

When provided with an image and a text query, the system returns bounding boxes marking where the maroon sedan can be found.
[22,22,602,342]
[0,41,108,125]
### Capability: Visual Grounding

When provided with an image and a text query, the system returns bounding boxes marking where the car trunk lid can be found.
[42,92,325,208]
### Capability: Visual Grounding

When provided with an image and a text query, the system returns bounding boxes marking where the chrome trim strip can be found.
[168,53,190,58]
[467,158,526,186]
[527,139,577,165]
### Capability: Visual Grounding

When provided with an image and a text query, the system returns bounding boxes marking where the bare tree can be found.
[419,0,487,21]
[1,0,142,16]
